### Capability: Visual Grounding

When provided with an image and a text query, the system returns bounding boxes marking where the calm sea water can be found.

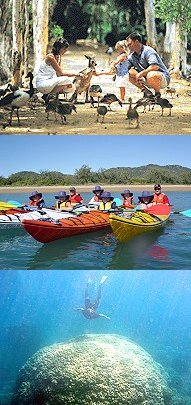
[0,269,191,404]
[0,191,191,270]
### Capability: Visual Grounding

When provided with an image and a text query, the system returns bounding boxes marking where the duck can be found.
[0,72,34,125]
[126,97,139,128]
[135,95,155,113]
[45,95,77,124]
[155,96,173,116]
[97,105,108,123]
[89,84,102,107]
[99,93,123,109]
[56,102,77,124]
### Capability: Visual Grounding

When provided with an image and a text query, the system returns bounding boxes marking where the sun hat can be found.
[121,189,133,197]
[101,191,114,200]
[138,191,154,203]
[92,185,104,194]
[55,191,68,199]
[29,191,42,200]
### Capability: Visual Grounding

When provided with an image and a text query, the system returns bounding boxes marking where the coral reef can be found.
[11,334,172,405]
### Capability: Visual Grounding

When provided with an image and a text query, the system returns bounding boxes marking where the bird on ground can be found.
[56,102,77,124]
[89,84,102,107]
[99,93,123,109]
[0,86,12,98]
[0,72,34,125]
[126,97,139,128]
[45,95,77,124]
[134,95,155,113]
[97,105,108,123]
[155,96,173,116]
[166,86,176,97]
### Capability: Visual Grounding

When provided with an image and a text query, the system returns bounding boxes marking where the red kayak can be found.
[22,211,110,243]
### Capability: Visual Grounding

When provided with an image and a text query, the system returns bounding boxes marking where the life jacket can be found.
[69,194,82,204]
[152,193,167,204]
[122,196,133,208]
[56,201,70,209]
[93,195,102,202]
[29,200,37,206]
[99,201,113,211]
[29,199,45,208]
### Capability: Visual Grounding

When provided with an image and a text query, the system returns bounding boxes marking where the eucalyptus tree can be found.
[144,0,157,49]
[12,0,23,85]
[0,0,12,83]
[32,0,49,73]
[155,0,191,74]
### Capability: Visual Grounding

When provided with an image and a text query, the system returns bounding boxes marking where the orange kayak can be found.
[22,211,110,243]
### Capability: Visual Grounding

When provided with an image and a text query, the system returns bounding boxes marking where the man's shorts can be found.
[146,71,168,89]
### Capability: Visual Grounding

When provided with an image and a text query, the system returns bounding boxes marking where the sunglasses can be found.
[154,188,161,191]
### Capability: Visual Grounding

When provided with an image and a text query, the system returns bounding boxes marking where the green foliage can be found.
[2,165,191,186]
[50,24,64,39]
[74,165,95,184]
[155,0,191,32]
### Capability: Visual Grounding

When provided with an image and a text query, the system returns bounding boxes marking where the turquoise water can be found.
[0,270,191,404]
[0,191,191,270]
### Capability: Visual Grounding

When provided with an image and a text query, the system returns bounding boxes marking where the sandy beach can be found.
[0,184,191,193]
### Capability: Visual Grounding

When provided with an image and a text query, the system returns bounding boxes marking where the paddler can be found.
[152,184,170,205]
[121,189,134,208]
[136,191,154,210]
[54,191,71,209]
[88,185,104,206]
[69,187,86,207]
[28,191,45,209]
[98,191,117,211]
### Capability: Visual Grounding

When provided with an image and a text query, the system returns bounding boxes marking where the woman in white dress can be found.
[35,38,79,96]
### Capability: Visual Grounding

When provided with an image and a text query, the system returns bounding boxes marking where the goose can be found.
[155,96,173,116]
[45,95,76,124]
[126,97,139,128]
[0,72,34,125]
[99,93,123,109]
[97,105,108,123]
[89,84,102,107]
[135,95,155,113]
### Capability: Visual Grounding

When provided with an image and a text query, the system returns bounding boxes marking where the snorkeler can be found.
[74,276,110,320]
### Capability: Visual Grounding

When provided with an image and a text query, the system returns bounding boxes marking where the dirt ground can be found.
[0,45,191,135]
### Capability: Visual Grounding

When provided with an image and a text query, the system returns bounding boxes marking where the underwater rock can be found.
[11,334,172,405]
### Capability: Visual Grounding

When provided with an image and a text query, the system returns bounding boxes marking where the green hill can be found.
[1,165,191,186]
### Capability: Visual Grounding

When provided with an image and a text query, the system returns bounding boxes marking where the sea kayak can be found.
[109,205,171,243]
[22,211,110,243]
[0,208,82,226]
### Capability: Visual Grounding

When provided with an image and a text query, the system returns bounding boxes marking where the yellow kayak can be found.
[109,205,171,243]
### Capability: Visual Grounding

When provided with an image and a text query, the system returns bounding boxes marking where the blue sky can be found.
[1,135,191,176]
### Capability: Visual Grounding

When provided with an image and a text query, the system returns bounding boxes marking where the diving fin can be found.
[100,275,108,284]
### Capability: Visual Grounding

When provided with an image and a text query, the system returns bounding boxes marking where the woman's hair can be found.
[52,38,69,55]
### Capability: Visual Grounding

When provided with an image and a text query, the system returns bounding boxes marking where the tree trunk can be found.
[163,22,173,67]
[180,33,187,76]
[23,0,30,77]
[33,0,49,74]
[12,0,23,86]
[144,0,157,49]
[0,0,12,84]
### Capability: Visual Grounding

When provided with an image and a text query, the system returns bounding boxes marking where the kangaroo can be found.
[70,55,97,103]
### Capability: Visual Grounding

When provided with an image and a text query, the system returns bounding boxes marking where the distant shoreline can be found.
[0,185,191,193]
